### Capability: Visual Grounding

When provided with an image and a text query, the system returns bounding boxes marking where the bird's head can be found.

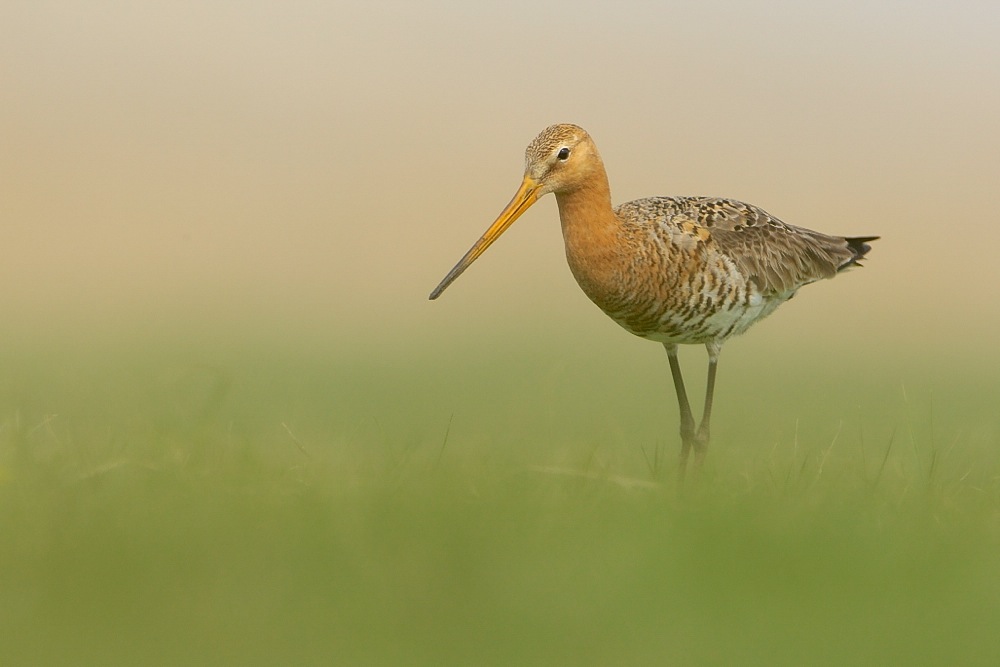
[522,123,603,197]
[429,123,601,299]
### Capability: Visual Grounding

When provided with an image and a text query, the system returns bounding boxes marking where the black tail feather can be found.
[843,235,878,268]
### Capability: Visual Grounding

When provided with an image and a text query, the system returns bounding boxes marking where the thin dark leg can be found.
[664,343,723,479]
[692,353,719,468]
[664,344,696,479]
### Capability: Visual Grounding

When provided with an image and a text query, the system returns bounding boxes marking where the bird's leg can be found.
[664,344,697,479]
[692,344,722,469]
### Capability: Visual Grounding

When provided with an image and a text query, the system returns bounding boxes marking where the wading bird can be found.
[429,124,876,477]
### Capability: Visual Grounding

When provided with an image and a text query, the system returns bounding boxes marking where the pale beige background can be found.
[2,1,998,360]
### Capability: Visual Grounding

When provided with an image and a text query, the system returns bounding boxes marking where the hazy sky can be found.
[2,1,998,354]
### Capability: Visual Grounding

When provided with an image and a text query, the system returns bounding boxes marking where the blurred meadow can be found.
[2,1,999,665]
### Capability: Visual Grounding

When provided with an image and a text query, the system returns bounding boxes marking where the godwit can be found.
[430,124,876,476]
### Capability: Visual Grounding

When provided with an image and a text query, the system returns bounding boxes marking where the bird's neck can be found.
[555,171,624,304]
[555,171,620,256]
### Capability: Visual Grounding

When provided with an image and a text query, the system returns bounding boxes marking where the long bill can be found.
[428,175,540,300]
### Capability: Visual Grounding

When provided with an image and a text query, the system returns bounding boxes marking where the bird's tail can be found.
[841,236,878,269]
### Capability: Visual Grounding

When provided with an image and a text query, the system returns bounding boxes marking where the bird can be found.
[429,124,876,477]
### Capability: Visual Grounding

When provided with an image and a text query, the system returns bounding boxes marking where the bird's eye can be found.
[557,147,570,161]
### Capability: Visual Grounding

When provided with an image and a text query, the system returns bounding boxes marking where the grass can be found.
[0,333,998,665]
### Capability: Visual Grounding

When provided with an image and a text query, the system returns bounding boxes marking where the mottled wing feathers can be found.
[617,197,873,296]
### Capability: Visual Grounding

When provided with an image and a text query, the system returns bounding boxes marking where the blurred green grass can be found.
[1,333,998,666]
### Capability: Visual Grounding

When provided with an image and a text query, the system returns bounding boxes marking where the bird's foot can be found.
[678,426,710,483]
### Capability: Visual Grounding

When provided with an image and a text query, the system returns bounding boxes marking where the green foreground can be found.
[1,336,998,665]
